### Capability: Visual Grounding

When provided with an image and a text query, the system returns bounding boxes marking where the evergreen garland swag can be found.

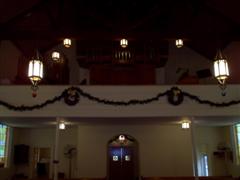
[0,86,239,111]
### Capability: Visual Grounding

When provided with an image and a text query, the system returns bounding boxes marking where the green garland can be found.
[0,86,239,111]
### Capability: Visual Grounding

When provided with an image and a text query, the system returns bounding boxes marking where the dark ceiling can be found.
[0,0,240,63]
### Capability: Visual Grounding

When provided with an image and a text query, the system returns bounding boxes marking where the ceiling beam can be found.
[126,4,163,32]
[0,0,50,29]
[1,28,238,42]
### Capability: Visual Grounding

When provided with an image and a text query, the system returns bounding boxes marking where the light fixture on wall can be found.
[181,119,191,129]
[63,38,71,48]
[52,51,60,62]
[59,121,66,130]
[28,50,43,97]
[120,38,128,48]
[118,135,125,142]
[176,39,183,48]
[213,50,229,96]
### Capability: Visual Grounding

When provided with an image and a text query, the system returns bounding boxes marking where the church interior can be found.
[0,0,240,180]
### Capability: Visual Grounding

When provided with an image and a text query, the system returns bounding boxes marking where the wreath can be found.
[167,87,184,105]
[64,88,80,106]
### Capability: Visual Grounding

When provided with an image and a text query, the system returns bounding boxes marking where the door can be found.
[108,134,138,180]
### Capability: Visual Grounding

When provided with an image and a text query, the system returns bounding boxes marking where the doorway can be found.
[32,147,51,179]
[107,134,139,180]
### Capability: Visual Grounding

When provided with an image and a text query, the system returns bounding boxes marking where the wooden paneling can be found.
[141,177,234,180]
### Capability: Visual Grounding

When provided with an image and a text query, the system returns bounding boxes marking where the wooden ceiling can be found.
[0,0,240,62]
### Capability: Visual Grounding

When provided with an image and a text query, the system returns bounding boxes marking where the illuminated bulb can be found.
[176,39,183,48]
[181,120,190,129]
[119,135,125,142]
[27,50,44,97]
[214,50,229,86]
[28,59,43,83]
[120,39,128,48]
[63,38,71,48]
[28,54,43,96]
[52,51,60,61]
[59,122,65,130]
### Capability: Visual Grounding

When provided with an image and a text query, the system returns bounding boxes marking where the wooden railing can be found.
[26,179,96,180]
[27,177,238,180]
[141,177,236,180]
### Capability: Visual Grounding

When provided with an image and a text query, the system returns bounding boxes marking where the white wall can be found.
[195,126,231,176]
[0,40,21,84]
[166,42,215,84]
[2,39,240,86]
[47,39,79,84]
[1,85,240,118]
[224,126,240,177]
[5,124,194,178]
[4,123,240,179]
[79,67,90,85]
[58,126,78,178]
[224,42,240,84]
[12,126,78,179]
[77,124,193,178]
[155,67,165,84]
[13,128,55,178]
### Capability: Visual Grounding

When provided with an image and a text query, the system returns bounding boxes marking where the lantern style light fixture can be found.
[181,120,191,129]
[120,38,128,48]
[52,51,60,62]
[176,39,183,48]
[214,50,229,87]
[63,38,71,48]
[28,50,43,97]
[59,121,66,130]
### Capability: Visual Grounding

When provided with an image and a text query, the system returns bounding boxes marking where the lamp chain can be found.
[219,84,226,96]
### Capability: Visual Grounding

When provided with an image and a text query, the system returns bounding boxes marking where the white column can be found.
[155,67,165,84]
[66,40,79,84]
[191,120,199,179]
[54,119,60,180]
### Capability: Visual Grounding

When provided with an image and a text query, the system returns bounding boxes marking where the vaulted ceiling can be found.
[1,0,240,60]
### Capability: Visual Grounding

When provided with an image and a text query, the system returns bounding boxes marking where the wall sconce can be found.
[214,50,229,96]
[118,135,125,142]
[120,39,128,48]
[59,121,66,130]
[176,39,183,48]
[181,120,191,129]
[63,38,71,48]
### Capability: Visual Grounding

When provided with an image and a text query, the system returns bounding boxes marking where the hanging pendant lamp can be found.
[213,50,229,96]
[28,50,44,97]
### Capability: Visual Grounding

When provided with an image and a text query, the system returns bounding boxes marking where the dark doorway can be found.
[32,147,51,179]
[107,134,139,180]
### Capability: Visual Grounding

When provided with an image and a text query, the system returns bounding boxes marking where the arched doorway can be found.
[107,134,139,180]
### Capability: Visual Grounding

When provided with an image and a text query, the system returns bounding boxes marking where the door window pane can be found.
[125,155,131,161]
[113,156,118,161]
